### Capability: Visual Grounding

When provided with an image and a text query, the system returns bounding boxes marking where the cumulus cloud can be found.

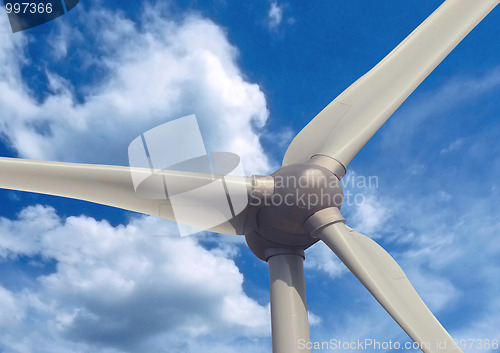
[0,205,270,352]
[0,4,278,352]
[0,5,271,174]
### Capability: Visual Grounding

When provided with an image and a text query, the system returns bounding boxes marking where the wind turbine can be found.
[1,0,499,352]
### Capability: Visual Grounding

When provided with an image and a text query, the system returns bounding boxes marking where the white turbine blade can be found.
[0,157,250,235]
[315,222,462,353]
[284,0,500,168]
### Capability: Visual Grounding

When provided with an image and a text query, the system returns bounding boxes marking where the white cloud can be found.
[405,269,459,312]
[0,286,24,329]
[1,3,499,353]
[0,5,279,352]
[440,137,467,155]
[305,241,347,278]
[308,311,322,326]
[305,165,499,350]
[350,195,389,236]
[0,205,270,352]
[268,2,284,29]
[437,190,453,202]
[455,295,500,353]
[381,68,500,156]
[0,6,271,175]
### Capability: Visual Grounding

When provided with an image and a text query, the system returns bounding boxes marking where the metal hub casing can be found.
[244,159,344,260]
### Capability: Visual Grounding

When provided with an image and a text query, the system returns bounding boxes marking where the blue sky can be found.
[0,1,499,352]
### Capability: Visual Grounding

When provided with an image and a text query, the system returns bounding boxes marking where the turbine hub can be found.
[244,155,345,260]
